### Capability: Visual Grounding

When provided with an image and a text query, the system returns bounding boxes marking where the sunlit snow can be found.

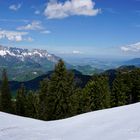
[1,103,140,140]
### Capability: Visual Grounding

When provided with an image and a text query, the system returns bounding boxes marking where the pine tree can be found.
[47,59,75,120]
[129,69,140,103]
[111,74,128,107]
[16,84,26,116]
[70,88,83,115]
[26,91,39,119]
[82,75,110,112]
[38,78,49,120]
[0,91,2,111]
[101,76,111,108]
[0,69,12,113]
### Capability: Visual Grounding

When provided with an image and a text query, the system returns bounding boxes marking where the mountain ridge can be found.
[0,45,60,81]
[0,45,60,63]
[124,58,140,66]
[0,69,91,93]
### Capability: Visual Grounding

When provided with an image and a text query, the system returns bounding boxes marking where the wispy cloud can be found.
[59,50,83,55]
[31,5,41,15]
[40,30,51,34]
[9,4,22,11]
[0,30,29,42]
[44,0,101,19]
[121,42,140,52]
[17,21,44,31]
[26,37,34,42]
[72,50,83,54]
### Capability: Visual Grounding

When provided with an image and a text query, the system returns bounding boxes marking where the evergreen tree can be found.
[0,69,12,113]
[26,91,39,119]
[0,91,1,111]
[111,74,128,107]
[122,73,133,104]
[82,75,110,112]
[128,69,140,103]
[16,84,26,116]
[38,78,49,120]
[100,76,111,109]
[70,88,82,116]
[47,59,75,120]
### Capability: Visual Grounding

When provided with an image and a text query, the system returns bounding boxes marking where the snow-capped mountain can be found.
[0,45,60,81]
[0,45,59,63]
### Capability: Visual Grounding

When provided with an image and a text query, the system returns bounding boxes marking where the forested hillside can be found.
[0,60,140,120]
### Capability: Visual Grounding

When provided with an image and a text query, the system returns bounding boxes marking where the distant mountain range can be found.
[124,58,140,66]
[0,45,140,81]
[0,65,138,94]
[0,70,91,94]
[0,45,60,81]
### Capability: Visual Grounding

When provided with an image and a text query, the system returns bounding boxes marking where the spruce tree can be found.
[38,78,49,120]
[82,75,110,112]
[16,84,26,116]
[99,76,111,109]
[129,69,140,103]
[47,59,75,120]
[26,91,39,119]
[111,74,128,107]
[0,91,2,111]
[0,69,12,113]
[70,88,82,115]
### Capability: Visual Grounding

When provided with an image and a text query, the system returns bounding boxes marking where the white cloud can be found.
[17,21,43,31]
[121,42,140,52]
[40,30,51,34]
[72,50,83,54]
[9,4,22,11]
[44,0,101,19]
[0,30,29,42]
[59,50,83,55]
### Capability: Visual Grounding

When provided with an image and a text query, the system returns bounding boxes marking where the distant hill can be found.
[0,65,138,94]
[0,70,91,93]
[124,58,140,66]
[103,65,138,87]
[1,44,140,81]
[74,65,103,75]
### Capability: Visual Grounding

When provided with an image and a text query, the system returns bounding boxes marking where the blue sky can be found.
[0,0,140,59]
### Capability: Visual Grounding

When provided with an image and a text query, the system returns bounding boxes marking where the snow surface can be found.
[1,103,140,140]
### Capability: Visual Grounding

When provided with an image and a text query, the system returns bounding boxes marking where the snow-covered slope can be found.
[1,103,140,140]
